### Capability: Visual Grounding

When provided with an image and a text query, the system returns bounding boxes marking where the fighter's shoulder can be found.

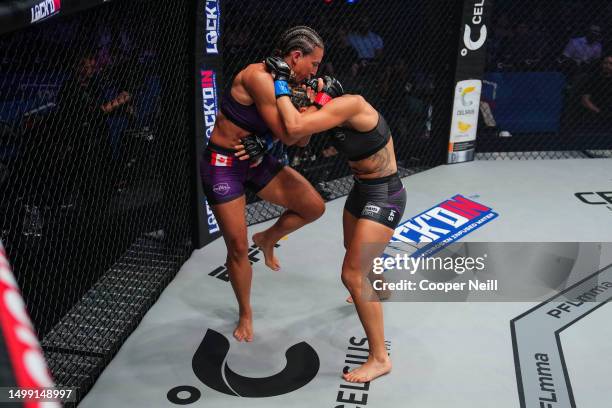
[242,62,273,85]
[331,94,366,110]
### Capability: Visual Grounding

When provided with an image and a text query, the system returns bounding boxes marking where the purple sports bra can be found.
[220,86,269,135]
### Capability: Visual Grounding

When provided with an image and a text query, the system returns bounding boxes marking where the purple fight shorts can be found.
[200,143,285,205]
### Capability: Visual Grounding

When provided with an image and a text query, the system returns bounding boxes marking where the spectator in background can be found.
[497,21,544,69]
[347,17,383,62]
[57,54,108,133]
[580,53,612,121]
[57,54,133,192]
[54,54,112,201]
[573,51,612,143]
[562,25,603,67]
[320,26,359,79]
[96,37,139,162]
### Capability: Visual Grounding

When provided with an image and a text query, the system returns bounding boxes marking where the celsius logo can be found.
[204,1,220,54]
[30,0,61,24]
[461,0,487,56]
[460,86,476,106]
[167,329,319,403]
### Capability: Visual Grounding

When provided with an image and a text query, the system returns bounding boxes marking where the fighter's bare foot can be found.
[253,232,281,271]
[233,315,254,342]
[343,355,392,383]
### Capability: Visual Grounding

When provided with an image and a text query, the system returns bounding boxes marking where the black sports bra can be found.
[331,114,390,161]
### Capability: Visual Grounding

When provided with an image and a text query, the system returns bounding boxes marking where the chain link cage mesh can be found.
[475,0,612,160]
[0,0,193,402]
[8,0,612,404]
[221,0,457,225]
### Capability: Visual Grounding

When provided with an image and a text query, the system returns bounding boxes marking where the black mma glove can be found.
[265,56,292,98]
[314,75,345,108]
[240,134,269,164]
[303,77,319,91]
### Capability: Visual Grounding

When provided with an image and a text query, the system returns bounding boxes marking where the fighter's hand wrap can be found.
[265,56,292,98]
[314,76,345,108]
[241,134,270,164]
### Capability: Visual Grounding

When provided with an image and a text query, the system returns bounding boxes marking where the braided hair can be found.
[273,26,324,57]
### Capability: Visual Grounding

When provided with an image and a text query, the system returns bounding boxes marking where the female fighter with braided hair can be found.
[264,58,407,383]
[200,26,325,342]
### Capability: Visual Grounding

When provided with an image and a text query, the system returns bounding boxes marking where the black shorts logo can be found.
[168,329,319,403]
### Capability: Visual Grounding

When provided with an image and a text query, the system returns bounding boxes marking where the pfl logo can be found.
[461,0,487,56]
[167,329,319,403]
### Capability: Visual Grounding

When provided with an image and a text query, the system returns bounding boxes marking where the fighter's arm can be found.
[244,68,304,146]
[276,94,364,142]
[293,106,318,146]
[232,105,314,160]
[581,94,601,113]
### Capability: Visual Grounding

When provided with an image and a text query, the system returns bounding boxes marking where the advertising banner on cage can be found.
[448,79,482,163]
[193,0,223,248]
[0,241,65,407]
[0,0,116,36]
[448,0,492,164]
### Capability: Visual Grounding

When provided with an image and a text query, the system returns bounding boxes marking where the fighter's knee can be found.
[311,199,326,221]
[341,269,361,292]
[226,238,249,260]
[302,196,325,222]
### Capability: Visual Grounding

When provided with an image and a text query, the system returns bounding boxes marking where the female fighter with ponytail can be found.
[264,58,407,383]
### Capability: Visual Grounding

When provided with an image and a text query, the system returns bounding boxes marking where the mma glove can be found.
[240,133,273,166]
[265,56,292,98]
[313,75,345,108]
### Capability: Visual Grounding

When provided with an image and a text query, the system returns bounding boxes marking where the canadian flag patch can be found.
[210,152,233,167]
